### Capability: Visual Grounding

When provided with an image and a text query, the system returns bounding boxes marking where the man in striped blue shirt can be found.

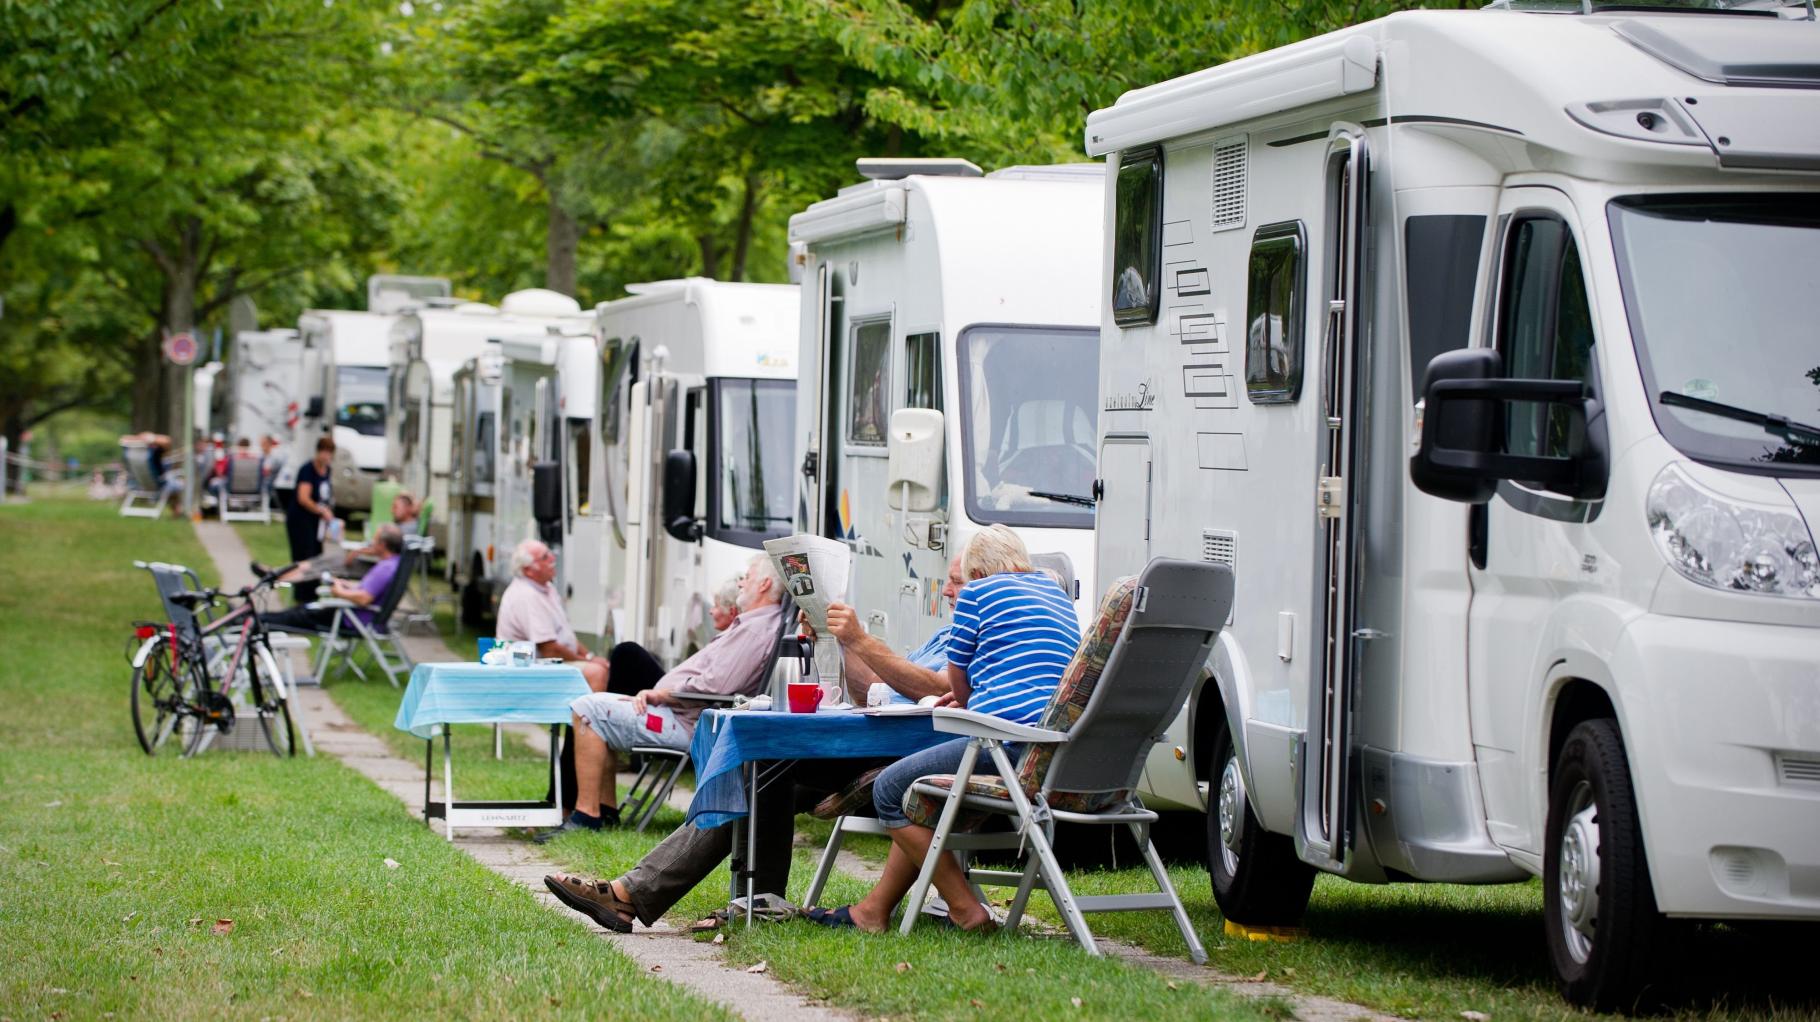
[808,525,1081,934]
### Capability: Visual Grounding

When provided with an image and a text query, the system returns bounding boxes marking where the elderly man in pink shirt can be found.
[496,539,611,693]
[537,552,784,838]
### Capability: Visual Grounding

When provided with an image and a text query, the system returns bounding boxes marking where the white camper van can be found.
[1085,5,1820,1008]
[789,161,1103,662]
[578,279,799,662]
[446,327,598,624]
[277,309,394,518]
[386,288,587,548]
[227,329,304,447]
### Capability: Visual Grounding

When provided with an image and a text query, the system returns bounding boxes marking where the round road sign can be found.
[163,332,199,367]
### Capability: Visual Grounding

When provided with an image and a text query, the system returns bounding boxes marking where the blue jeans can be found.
[873,738,1023,829]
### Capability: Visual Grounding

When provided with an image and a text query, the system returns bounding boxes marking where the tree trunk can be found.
[729,174,761,283]
[546,192,579,297]
[141,216,204,438]
[697,233,722,281]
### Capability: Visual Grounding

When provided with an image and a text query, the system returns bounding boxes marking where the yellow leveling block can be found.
[1223,920,1306,943]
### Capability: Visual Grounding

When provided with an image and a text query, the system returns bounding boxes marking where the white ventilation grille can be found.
[1201,529,1237,624]
[1211,136,1248,233]
[1777,754,1820,787]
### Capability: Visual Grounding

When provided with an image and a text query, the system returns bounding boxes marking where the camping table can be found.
[394,662,590,840]
[686,707,954,922]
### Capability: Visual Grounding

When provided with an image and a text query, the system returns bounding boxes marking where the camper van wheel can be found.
[1207,716,1314,926]
[460,563,488,628]
[1544,718,1668,1011]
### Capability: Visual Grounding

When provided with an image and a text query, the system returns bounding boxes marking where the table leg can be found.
[494,723,503,760]
[745,759,757,927]
[423,737,432,822]
[443,726,455,842]
[549,724,562,816]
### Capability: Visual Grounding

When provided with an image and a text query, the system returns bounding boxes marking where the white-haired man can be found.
[496,539,611,693]
[538,552,784,838]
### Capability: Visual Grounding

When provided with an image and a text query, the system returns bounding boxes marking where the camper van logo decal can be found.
[755,352,791,369]
[1105,380,1157,412]
[837,489,883,557]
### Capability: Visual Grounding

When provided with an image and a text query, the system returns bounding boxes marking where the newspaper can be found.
[762,534,852,632]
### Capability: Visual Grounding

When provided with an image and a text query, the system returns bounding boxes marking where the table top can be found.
[393,662,590,740]
[685,707,954,829]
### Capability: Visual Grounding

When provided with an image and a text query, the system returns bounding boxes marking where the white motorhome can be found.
[578,279,799,662]
[386,288,587,548]
[276,309,394,518]
[1085,4,1820,1008]
[788,161,1103,665]
[446,326,598,624]
[368,274,452,315]
[227,329,304,447]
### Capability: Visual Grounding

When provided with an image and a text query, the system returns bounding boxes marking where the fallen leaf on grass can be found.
[43,800,62,809]
[121,912,137,923]
[994,963,1007,973]
[712,932,726,945]
[188,918,203,927]
[48,988,68,995]
[650,965,663,973]
[1460,1013,1490,1022]
[383,858,400,870]
[211,919,234,936]
[1166,981,1180,991]
[298,991,313,999]
[969,999,985,1009]
[1249,970,1269,983]
[102,859,122,867]
[894,962,912,974]
[1070,997,1084,1009]
[548,997,562,1007]
[745,961,768,974]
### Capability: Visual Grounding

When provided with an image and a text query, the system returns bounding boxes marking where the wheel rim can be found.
[1217,755,1245,876]
[1556,780,1601,965]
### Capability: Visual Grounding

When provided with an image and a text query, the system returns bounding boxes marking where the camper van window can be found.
[1404,215,1486,402]
[905,332,942,413]
[1112,147,1164,327]
[1609,193,1820,472]
[1245,221,1306,403]
[712,378,795,544]
[957,325,1099,529]
[1498,215,1595,465]
[474,411,496,484]
[334,365,388,437]
[567,419,591,514]
[847,319,892,446]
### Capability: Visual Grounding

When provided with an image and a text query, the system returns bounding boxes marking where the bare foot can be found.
[844,901,890,933]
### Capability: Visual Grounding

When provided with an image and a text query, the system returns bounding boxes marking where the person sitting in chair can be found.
[496,538,610,693]
[261,525,406,633]
[537,553,784,839]
[253,491,420,585]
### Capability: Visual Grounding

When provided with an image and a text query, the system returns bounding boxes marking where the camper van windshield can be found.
[957,325,1100,529]
[1610,194,1820,473]
[335,365,388,438]
[714,378,795,540]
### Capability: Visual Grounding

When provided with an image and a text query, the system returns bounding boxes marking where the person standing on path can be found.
[286,436,336,602]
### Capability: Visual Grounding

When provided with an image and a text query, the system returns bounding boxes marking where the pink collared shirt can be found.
[495,576,578,651]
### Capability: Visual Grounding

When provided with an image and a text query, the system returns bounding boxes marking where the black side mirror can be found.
[305,396,324,419]
[1410,348,1587,503]
[532,461,562,525]
[662,449,702,542]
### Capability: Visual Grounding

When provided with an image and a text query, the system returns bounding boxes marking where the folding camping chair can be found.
[119,443,165,518]
[218,452,272,524]
[270,539,422,687]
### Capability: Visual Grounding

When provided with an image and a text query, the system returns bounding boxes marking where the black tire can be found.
[247,644,297,757]
[1207,713,1316,925]
[460,562,488,628]
[130,637,188,755]
[1544,718,1668,1011]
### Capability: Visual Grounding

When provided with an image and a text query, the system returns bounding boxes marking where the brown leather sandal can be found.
[543,873,636,933]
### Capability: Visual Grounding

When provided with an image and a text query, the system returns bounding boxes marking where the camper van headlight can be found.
[1646,464,1820,600]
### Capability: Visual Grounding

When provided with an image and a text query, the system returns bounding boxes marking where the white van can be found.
[578,279,798,662]
[789,160,1104,662]
[280,309,394,519]
[227,329,303,448]
[386,288,586,548]
[1084,4,1820,1008]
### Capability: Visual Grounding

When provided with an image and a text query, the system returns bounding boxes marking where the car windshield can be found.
[335,365,389,437]
[715,378,796,538]
[957,326,1100,529]
[1609,194,1820,473]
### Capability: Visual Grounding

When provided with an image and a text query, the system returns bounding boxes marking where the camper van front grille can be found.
[1201,529,1237,624]
[1211,137,1248,233]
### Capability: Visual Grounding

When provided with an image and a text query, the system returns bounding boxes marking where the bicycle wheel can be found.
[247,641,296,757]
[130,635,193,755]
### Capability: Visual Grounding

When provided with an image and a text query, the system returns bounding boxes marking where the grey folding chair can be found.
[280,541,421,687]
[218,454,271,524]
[120,444,164,518]
[895,558,1234,964]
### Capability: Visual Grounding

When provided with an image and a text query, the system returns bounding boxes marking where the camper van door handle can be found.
[1318,476,1344,519]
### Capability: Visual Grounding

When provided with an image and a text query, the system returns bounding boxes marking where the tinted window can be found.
[335,366,388,437]
[905,331,941,412]
[1245,221,1305,403]
[847,320,891,446]
[714,379,796,540]
[1498,216,1595,461]
[474,411,495,484]
[1112,147,1163,327]
[1404,214,1485,402]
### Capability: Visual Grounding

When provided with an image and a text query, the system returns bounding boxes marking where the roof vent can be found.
[1211,136,1248,233]
[499,288,583,316]
[856,157,983,181]
[1614,18,1820,89]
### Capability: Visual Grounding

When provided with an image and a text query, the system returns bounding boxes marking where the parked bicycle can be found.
[128,561,299,757]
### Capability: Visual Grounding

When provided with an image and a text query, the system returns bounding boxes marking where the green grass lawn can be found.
[0,494,730,1020]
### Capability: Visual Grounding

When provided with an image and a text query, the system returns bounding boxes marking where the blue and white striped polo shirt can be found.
[948,572,1080,726]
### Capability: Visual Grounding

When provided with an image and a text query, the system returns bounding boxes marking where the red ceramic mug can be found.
[786,682,824,714]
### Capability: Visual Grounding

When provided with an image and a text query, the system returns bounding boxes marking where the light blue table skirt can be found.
[393,662,590,740]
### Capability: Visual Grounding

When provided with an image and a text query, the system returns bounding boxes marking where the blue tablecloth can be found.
[393,662,590,740]
[686,708,952,829]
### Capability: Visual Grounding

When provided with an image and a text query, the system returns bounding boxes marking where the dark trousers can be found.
[616,757,886,925]
[262,604,336,632]
[550,641,680,814]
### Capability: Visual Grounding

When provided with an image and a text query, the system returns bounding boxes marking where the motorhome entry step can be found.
[1223,920,1306,943]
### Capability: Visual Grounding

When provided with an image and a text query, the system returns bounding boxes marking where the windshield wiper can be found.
[1659,391,1820,446]
[1028,490,1096,508]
